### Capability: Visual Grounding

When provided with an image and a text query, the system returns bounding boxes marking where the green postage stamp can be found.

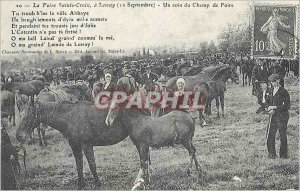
[252,5,298,58]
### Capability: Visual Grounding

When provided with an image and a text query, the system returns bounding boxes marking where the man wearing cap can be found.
[266,73,290,159]
[152,77,174,117]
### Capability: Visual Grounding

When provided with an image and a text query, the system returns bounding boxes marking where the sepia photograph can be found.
[1,0,299,190]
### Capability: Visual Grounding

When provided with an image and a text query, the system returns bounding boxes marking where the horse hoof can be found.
[77,184,85,190]
[187,169,191,176]
[95,180,102,188]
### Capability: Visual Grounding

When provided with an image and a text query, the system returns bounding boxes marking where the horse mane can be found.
[211,66,230,80]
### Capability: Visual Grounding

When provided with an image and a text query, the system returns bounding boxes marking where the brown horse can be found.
[117,75,137,94]
[1,90,16,126]
[16,100,129,189]
[206,66,239,117]
[183,65,204,76]
[1,80,44,100]
[166,64,230,91]
[105,106,205,189]
[57,84,92,101]
[29,85,91,146]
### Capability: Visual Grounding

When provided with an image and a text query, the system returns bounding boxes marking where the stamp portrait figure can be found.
[260,8,291,55]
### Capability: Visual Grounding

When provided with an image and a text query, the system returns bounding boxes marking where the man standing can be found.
[252,58,269,96]
[270,60,285,87]
[256,81,271,113]
[143,65,159,93]
[151,77,173,117]
[92,73,115,102]
[266,73,290,159]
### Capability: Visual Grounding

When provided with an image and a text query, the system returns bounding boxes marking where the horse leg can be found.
[138,144,150,186]
[199,111,207,127]
[206,100,212,116]
[12,112,16,126]
[181,139,194,175]
[69,140,84,189]
[41,123,47,146]
[83,144,101,188]
[37,124,43,146]
[220,93,225,117]
[242,73,245,86]
[215,97,220,118]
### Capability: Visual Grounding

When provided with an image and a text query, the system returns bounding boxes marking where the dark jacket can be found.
[252,65,269,82]
[267,86,290,120]
[143,72,158,90]
[257,87,272,105]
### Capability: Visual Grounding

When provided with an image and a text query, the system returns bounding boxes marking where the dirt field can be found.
[5,76,299,190]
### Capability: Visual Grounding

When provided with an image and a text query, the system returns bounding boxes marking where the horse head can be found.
[105,96,123,126]
[16,98,40,143]
[117,76,137,95]
[211,65,230,80]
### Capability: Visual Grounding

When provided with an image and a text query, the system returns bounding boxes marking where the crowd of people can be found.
[1,52,298,161]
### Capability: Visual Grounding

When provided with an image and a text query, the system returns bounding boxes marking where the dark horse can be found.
[206,66,239,117]
[166,64,230,91]
[16,99,130,189]
[105,78,207,189]
[105,107,205,189]
[241,58,254,86]
[26,84,92,146]
[1,90,16,126]
[1,80,44,100]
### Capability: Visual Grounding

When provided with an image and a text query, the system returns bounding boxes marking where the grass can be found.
[5,78,299,190]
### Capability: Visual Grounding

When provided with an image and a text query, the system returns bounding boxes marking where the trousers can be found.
[267,114,288,158]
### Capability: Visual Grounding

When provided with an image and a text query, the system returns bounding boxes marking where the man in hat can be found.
[142,65,159,94]
[266,73,290,159]
[256,81,272,114]
[151,77,174,117]
[270,60,285,87]
[92,73,115,101]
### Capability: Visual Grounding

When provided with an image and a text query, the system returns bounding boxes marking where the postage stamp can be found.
[252,5,298,58]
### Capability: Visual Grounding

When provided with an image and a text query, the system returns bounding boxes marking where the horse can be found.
[1,80,44,100]
[205,66,239,117]
[193,83,209,126]
[31,75,45,82]
[40,89,79,145]
[117,75,137,95]
[183,65,204,76]
[58,84,92,101]
[1,90,16,126]
[235,55,248,74]
[16,100,130,189]
[105,103,206,189]
[166,64,231,91]
[241,61,254,86]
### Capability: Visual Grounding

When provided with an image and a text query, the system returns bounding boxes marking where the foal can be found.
[106,107,205,188]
